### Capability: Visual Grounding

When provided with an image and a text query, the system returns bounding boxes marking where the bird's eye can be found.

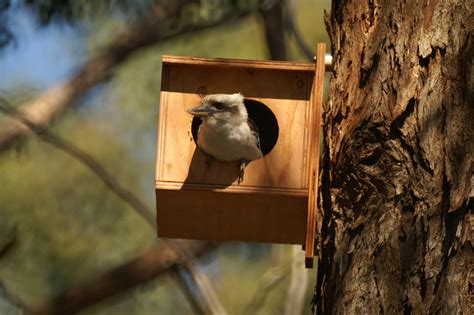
[214,102,225,110]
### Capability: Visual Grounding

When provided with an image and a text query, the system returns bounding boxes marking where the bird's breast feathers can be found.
[197,119,262,162]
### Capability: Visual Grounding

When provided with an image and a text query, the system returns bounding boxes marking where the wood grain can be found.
[155,55,319,245]
[162,55,334,72]
[156,59,314,192]
[304,43,326,268]
[156,189,307,244]
[162,55,314,71]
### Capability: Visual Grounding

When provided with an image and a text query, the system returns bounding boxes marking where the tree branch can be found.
[30,241,217,315]
[0,98,155,225]
[0,225,16,260]
[283,245,309,315]
[170,267,206,315]
[0,1,251,153]
[283,0,313,61]
[0,2,251,312]
[0,99,226,315]
[241,248,293,315]
[260,0,288,60]
[0,280,31,313]
[241,265,289,315]
[0,227,30,313]
[172,262,229,315]
[181,261,229,315]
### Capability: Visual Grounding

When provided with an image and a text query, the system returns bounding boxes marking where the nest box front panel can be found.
[155,56,315,244]
[156,57,314,193]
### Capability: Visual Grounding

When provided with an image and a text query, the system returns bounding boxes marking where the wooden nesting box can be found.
[156,44,326,265]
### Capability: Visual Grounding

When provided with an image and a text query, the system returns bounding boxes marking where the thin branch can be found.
[0,1,252,153]
[260,0,288,60]
[283,245,309,315]
[241,248,305,315]
[0,0,189,152]
[167,241,228,315]
[0,280,31,313]
[241,245,291,315]
[182,261,229,315]
[167,239,228,315]
[241,264,290,315]
[0,227,30,313]
[0,226,16,260]
[0,99,154,225]
[171,262,228,315]
[170,267,206,315]
[0,3,252,312]
[0,98,226,314]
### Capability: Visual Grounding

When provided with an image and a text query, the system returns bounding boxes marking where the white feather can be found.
[196,94,262,162]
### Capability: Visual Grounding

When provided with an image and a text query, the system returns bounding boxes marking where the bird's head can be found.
[187,93,247,123]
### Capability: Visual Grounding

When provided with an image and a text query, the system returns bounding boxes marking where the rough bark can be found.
[315,0,473,314]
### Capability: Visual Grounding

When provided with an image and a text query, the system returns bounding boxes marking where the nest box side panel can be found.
[156,60,314,193]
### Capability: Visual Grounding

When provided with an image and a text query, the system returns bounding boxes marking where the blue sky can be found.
[0,2,85,92]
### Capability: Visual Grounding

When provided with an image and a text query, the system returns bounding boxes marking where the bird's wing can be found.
[247,117,261,150]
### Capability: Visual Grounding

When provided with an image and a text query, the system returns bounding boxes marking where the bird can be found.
[187,93,263,183]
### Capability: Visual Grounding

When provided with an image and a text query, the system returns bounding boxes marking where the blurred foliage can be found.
[0,113,155,302]
[0,0,328,314]
[23,0,162,23]
[23,0,262,24]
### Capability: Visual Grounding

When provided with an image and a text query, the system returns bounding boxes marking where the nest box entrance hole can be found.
[190,99,279,156]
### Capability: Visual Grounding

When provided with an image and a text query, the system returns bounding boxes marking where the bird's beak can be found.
[187,104,216,117]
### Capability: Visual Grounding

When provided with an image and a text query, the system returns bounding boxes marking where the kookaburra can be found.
[187,93,263,183]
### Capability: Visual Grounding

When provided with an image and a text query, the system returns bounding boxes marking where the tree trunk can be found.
[315,0,473,314]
